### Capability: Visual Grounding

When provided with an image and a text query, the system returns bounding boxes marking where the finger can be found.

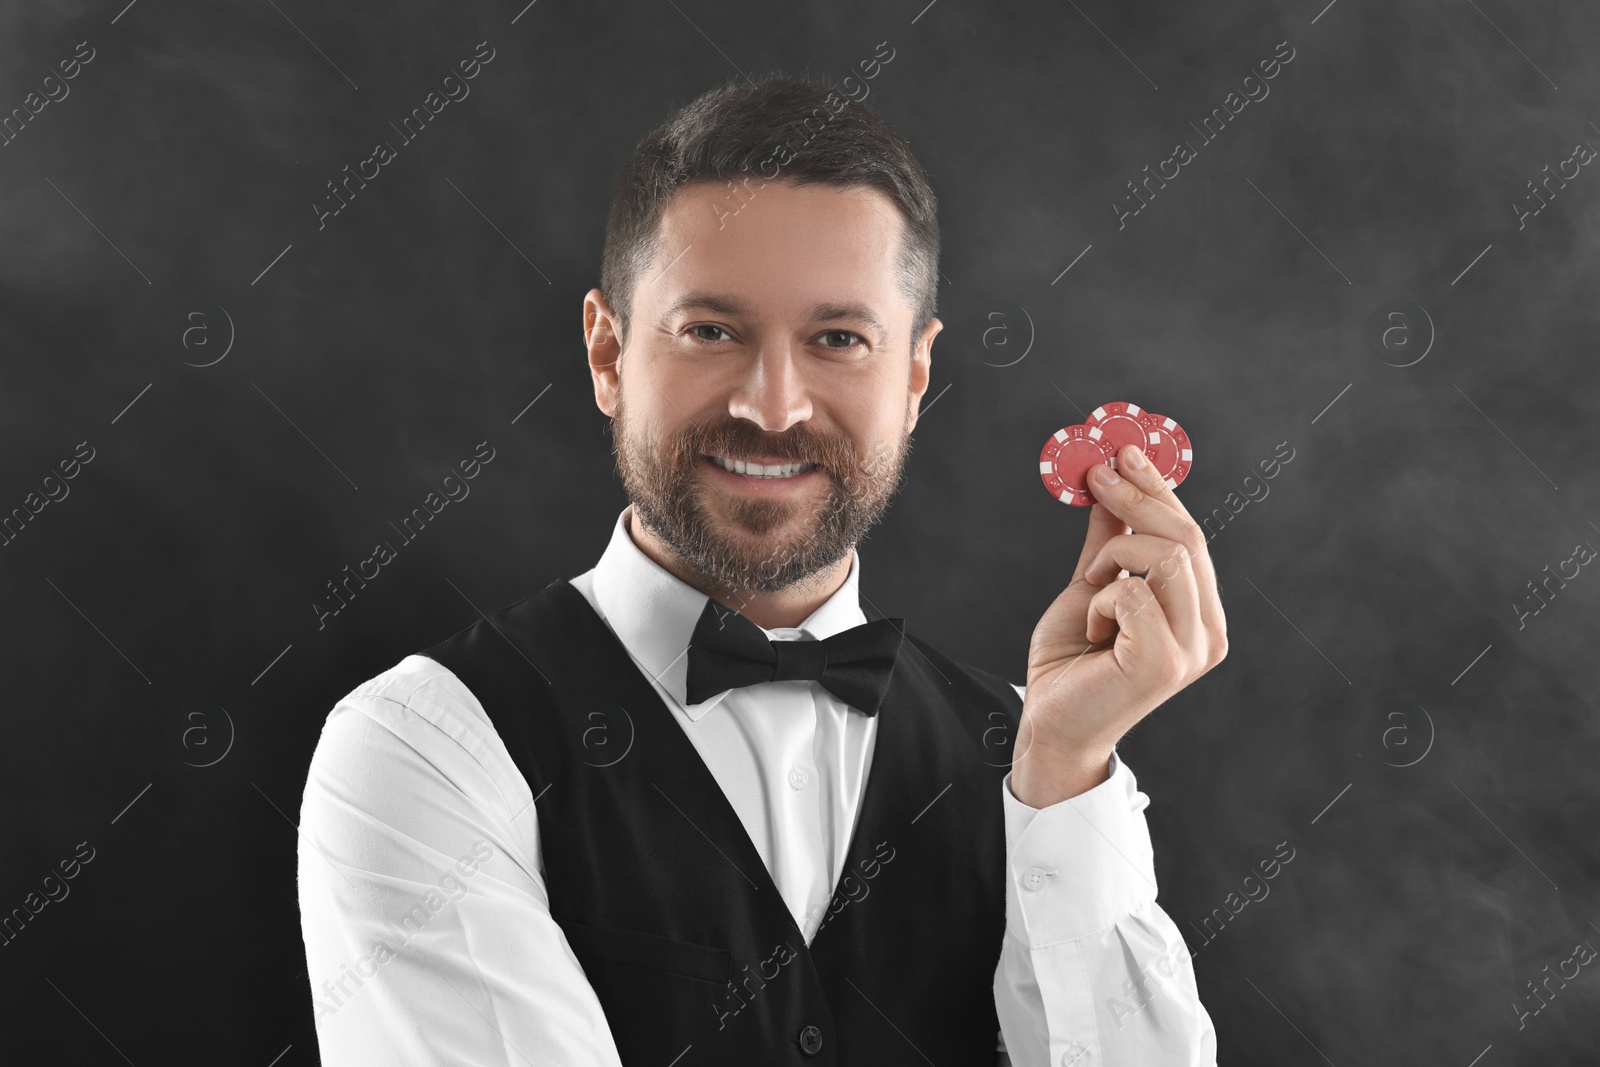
[1089,443,1225,643]
[1088,444,1199,538]
[1085,575,1178,666]
[1112,442,1192,518]
[1081,532,1203,652]
[1068,500,1131,586]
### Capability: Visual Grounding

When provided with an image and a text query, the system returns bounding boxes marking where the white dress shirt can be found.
[296,505,1216,1065]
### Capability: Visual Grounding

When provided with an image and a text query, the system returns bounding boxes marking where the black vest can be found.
[420,578,1023,1065]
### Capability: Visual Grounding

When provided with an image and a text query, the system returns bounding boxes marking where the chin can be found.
[715,511,814,545]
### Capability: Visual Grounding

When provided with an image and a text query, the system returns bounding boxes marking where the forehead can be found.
[643,180,909,324]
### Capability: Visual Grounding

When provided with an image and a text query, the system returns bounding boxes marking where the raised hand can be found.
[1012,444,1229,806]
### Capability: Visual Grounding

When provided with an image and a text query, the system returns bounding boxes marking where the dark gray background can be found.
[3,0,1597,1061]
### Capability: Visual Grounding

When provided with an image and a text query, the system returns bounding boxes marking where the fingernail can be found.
[1095,465,1120,485]
[1124,447,1147,471]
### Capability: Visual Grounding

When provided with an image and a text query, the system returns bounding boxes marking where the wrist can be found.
[1010,742,1113,806]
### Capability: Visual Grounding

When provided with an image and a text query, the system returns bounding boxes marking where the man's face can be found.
[587,179,939,595]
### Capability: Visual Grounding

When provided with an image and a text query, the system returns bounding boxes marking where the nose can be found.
[727,345,813,433]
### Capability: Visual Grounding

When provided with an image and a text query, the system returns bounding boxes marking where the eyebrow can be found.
[661,292,889,345]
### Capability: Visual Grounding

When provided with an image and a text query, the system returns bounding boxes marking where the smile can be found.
[707,455,820,479]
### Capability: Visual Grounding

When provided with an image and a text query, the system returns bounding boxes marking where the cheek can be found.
[643,356,741,425]
[829,370,910,437]
[621,371,693,436]
[864,399,913,447]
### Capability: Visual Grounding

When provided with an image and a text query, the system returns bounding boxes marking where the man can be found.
[298,74,1226,1065]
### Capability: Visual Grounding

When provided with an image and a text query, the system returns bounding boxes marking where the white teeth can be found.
[710,455,818,478]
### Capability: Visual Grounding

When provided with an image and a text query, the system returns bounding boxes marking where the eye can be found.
[817,330,866,350]
[687,324,733,343]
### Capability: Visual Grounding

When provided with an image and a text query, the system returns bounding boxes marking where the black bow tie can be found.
[683,597,906,715]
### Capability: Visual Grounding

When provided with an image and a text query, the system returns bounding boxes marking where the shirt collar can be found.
[586,505,868,720]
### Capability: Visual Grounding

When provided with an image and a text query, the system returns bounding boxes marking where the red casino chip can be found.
[1086,401,1150,465]
[1137,411,1193,489]
[1039,424,1118,506]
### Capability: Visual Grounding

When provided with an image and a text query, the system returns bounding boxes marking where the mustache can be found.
[679,421,852,470]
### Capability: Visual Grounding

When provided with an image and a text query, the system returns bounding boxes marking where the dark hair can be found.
[600,73,940,351]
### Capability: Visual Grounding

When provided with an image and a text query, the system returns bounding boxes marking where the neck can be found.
[626,509,852,630]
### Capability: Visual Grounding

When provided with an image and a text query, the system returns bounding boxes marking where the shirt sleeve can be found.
[992,685,1217,1067]
[295,655,625,1066]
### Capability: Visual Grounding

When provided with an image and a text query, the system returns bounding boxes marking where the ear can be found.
[904,316,941,434]
[585,289,624,417]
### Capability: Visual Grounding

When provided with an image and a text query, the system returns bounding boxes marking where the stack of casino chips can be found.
[1038,402,1192,506]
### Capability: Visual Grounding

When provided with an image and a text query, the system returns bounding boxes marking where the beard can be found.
[610,387,913,595]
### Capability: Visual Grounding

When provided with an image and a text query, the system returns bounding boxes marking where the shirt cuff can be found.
[1000,750,1159,947]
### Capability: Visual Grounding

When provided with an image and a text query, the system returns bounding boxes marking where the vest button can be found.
[798,1023,824,1055]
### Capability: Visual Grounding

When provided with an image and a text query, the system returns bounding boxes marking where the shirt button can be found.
[1021,866,1048,891]
[788,766,810,790]
[1062,1042,1090,1066]
[798,1023,824,1055]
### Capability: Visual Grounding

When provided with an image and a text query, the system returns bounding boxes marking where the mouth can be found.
[705,454,822,480]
